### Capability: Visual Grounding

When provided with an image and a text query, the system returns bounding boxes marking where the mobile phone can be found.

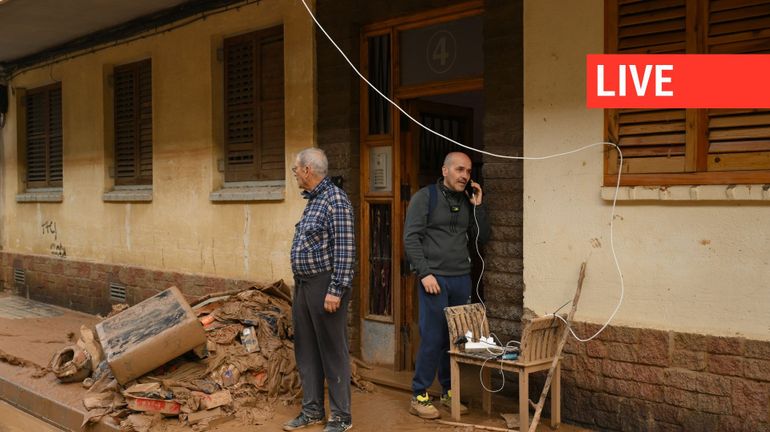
[465,180,475,197]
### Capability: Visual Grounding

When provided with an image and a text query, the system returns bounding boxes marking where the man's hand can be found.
[324,293,342,313]
[468,180,483,206]
[421,274,441,295]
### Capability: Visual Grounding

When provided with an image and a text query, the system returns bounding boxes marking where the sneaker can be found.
[440,390,469,414]
[323,416,352,432]
[283,412,324,431]
[409,392,440,419]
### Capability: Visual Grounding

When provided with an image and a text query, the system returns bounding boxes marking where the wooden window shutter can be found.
[25,83,63,188]
[606,0,688,178]
[114,59,152,185]
[224,26,285,182]
[706,1,770,173]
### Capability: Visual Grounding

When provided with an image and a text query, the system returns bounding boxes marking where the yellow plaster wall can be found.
[523,0,770,341]
[1,0,316,283]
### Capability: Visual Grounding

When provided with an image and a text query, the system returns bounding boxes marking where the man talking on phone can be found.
[403,151,490,419]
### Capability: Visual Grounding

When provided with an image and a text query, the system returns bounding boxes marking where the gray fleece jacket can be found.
[403,180,491,278]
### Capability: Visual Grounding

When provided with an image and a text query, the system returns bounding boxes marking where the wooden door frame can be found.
[400,98,475,370]
[358,0,484,370]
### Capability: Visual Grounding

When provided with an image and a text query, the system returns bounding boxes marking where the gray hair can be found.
[297,148,328,176]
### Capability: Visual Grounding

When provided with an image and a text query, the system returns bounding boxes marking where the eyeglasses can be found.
[291,165,306,174]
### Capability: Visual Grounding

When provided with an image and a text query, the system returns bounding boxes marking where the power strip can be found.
[463,341,492,352]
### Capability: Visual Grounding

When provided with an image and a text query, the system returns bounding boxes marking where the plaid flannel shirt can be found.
[291,177,355,297]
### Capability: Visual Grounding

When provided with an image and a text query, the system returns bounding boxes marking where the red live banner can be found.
[586,54,770,109]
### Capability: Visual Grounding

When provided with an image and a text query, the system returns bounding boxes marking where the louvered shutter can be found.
[607,0,688,176]
[48,87,63,185]
[114,59,152,185]
[706,0,770,172]
[224,26,285,182]
[25,83,62,188]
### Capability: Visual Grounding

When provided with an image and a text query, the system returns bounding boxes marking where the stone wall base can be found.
[559,322,770,432]
[0,252,261,315]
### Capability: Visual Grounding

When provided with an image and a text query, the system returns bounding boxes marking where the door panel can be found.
[398,99,474,370]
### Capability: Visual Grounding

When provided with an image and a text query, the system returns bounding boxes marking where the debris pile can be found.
[45,280,373,431]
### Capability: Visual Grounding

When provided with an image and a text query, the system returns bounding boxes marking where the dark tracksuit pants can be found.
[293,272,351,422]
[412,274,471,396]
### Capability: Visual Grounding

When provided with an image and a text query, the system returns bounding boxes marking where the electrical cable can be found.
[297,0,625,341]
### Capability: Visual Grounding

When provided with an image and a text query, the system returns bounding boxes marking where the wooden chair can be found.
[444,304,565,431]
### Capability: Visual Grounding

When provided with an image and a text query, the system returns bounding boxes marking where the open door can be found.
[397,98,478,370]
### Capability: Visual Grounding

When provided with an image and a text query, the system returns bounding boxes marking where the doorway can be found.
[358,1,485,371]
[398,94,484,369]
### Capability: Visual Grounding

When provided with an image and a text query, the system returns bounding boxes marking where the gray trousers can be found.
[293,272,351,422]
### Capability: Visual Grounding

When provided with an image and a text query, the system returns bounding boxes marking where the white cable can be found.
[298,0,625,342]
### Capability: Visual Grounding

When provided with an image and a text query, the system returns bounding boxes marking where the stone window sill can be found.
[210,181,285,202]
[16,188,63,203]
[601,185,770,201]
[103,185,153,202]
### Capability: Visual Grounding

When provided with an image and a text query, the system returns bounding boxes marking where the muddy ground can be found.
[0,294,593,431]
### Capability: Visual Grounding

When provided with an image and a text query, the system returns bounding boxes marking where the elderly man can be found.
[403,151,491,419]
[284,148,355,432]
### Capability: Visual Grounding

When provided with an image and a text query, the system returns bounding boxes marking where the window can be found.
[24,83,62,189]
[114,59,153,185]
[223,26,285,182]
[605,0,770,186]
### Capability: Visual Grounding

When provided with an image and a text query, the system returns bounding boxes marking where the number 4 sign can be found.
[427,30,456,74]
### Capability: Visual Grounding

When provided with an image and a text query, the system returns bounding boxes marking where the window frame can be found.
[222,25,285,183]
[113,58,153,186]
[23,83,63,190]
[604,0,770,186]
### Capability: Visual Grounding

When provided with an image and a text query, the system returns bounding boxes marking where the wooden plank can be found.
[707,28,770,47]
[710,0,770,13]
[708,38,770,53]
[363,1,483,32]
[606,0,619,53]
[620,0,684,16]
[619,31,686,51]
[709,15,770,36]
[710,3,770,24]
[619,121,686,135]
[527,264,586,432]
[708,151,770,171]
[619,133,686,146]
[685,109,707,172]
[710,126,770,140]
[619,109,685,124]
[394,77,483,100]
[709,112,770,127]
[623,146,685,160]
[619,6,685,27]
[710,108,770,116]
[619,18,686,38]
[621,155,685,173]
[618,41,686,53]
[709,141,770,153]
[619,132,685,147]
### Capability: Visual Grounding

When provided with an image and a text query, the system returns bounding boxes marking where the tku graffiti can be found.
[42,220,66,257]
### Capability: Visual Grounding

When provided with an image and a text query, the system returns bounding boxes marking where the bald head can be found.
[443,152,471,169]
[441,152,472,193]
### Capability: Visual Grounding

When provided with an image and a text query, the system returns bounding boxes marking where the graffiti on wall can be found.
[41,220,66,258]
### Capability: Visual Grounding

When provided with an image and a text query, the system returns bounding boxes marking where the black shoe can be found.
[283,412,324,431]
[323,416,352,432]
